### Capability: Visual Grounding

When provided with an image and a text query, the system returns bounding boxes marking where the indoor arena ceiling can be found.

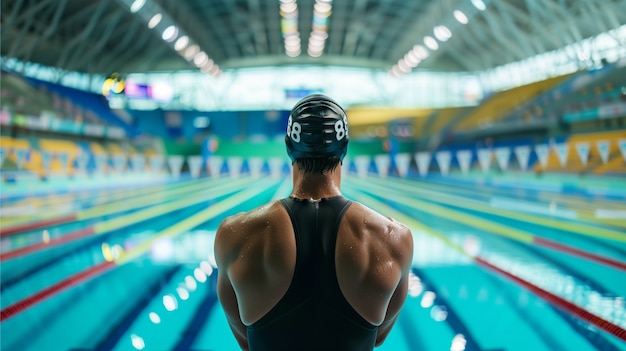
[1,0,625,76]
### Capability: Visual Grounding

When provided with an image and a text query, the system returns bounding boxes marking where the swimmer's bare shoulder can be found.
[337,200,413,346]
[215,200,296,319]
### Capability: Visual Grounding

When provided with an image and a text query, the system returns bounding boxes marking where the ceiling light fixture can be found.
[389,2,486,77]
[122,0,222,77]
[307,0,332,58]
[130,0,145,13]
[174,36,189,51]
[161,25,178,42]
[454,10,469,24]
[281,1,301,57]
[148,13,162,29]
[423,36,439,50]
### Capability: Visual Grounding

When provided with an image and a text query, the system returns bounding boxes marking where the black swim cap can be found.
[285,94,349,164]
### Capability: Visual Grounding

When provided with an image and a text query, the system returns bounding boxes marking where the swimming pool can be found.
[1,172,625,350]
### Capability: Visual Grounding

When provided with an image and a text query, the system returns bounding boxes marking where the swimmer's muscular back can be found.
[215,199,413,350]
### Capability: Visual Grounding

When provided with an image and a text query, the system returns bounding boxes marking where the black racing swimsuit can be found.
[246,196,378,351]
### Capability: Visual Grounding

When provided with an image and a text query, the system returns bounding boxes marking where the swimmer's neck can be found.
[290,166,342,200]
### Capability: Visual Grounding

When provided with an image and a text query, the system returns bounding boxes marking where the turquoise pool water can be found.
[1,173,625,350]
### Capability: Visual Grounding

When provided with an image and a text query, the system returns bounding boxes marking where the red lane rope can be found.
[475,257,626,341]
[533,237,626,271]
[0,261,116,322]
[1,227,96,261]
[0,214,78,237]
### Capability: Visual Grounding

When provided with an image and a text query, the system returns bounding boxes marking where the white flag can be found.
[268,157,285,178]
[167,155,184,179]
[247,157,265,177]
[76,152,90,174]
[208,156,224,177]
[114,154,127,173]
[227,157,244,178]
[95,153,108,173]
[354,155,371,178]
[374,154,391,177]
[149,155,164,173]
[619,139,626,162]
[456,150,473,174]
[555,143,569,168]
[435,151,452,176]
[342,157,351,177]
[394,153,411,178]
[57,152,70,174]
[415,152,431,177]
[595,140,610,164]
[41,151,52,172]
[494,147,511,171]
[131,154,145,172]
[514,146,531,171]
[534,144,549,168]
[0,147,6,169]
[188,156,203,178]
[15,148,27,170]
[575,142,590,166]
[477,149,492,173]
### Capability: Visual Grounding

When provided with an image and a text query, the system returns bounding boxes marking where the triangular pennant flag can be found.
[247,157,265,178]
[555,143,569,168]
[131,154,145,172]
[57,152,70,174]
[15,148,27,170]
[114,154,127,173]
[187,155,203,178]
[394,153,411,178]
[95,153,108,173]
[455,150,472,174]
[494,147,511,171]
[41,151,52,172]
[619,139,626,162]
[342,157,351,177]
[149,155,164,173]
[534,144,549,168]
[269,157,285,178]
[374,154,390,177]
[0,147,6,169]
[595,140,610,164]
[415,152,431,177]
[575,142,590,166]
[477,149,492,173]
[226,157,244,178]
[167,155,184,179]
[207,156,224,177]
[435,151,451,176]
[354,155,371,178]
[514,146,531,171]
[76,152,90,174]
